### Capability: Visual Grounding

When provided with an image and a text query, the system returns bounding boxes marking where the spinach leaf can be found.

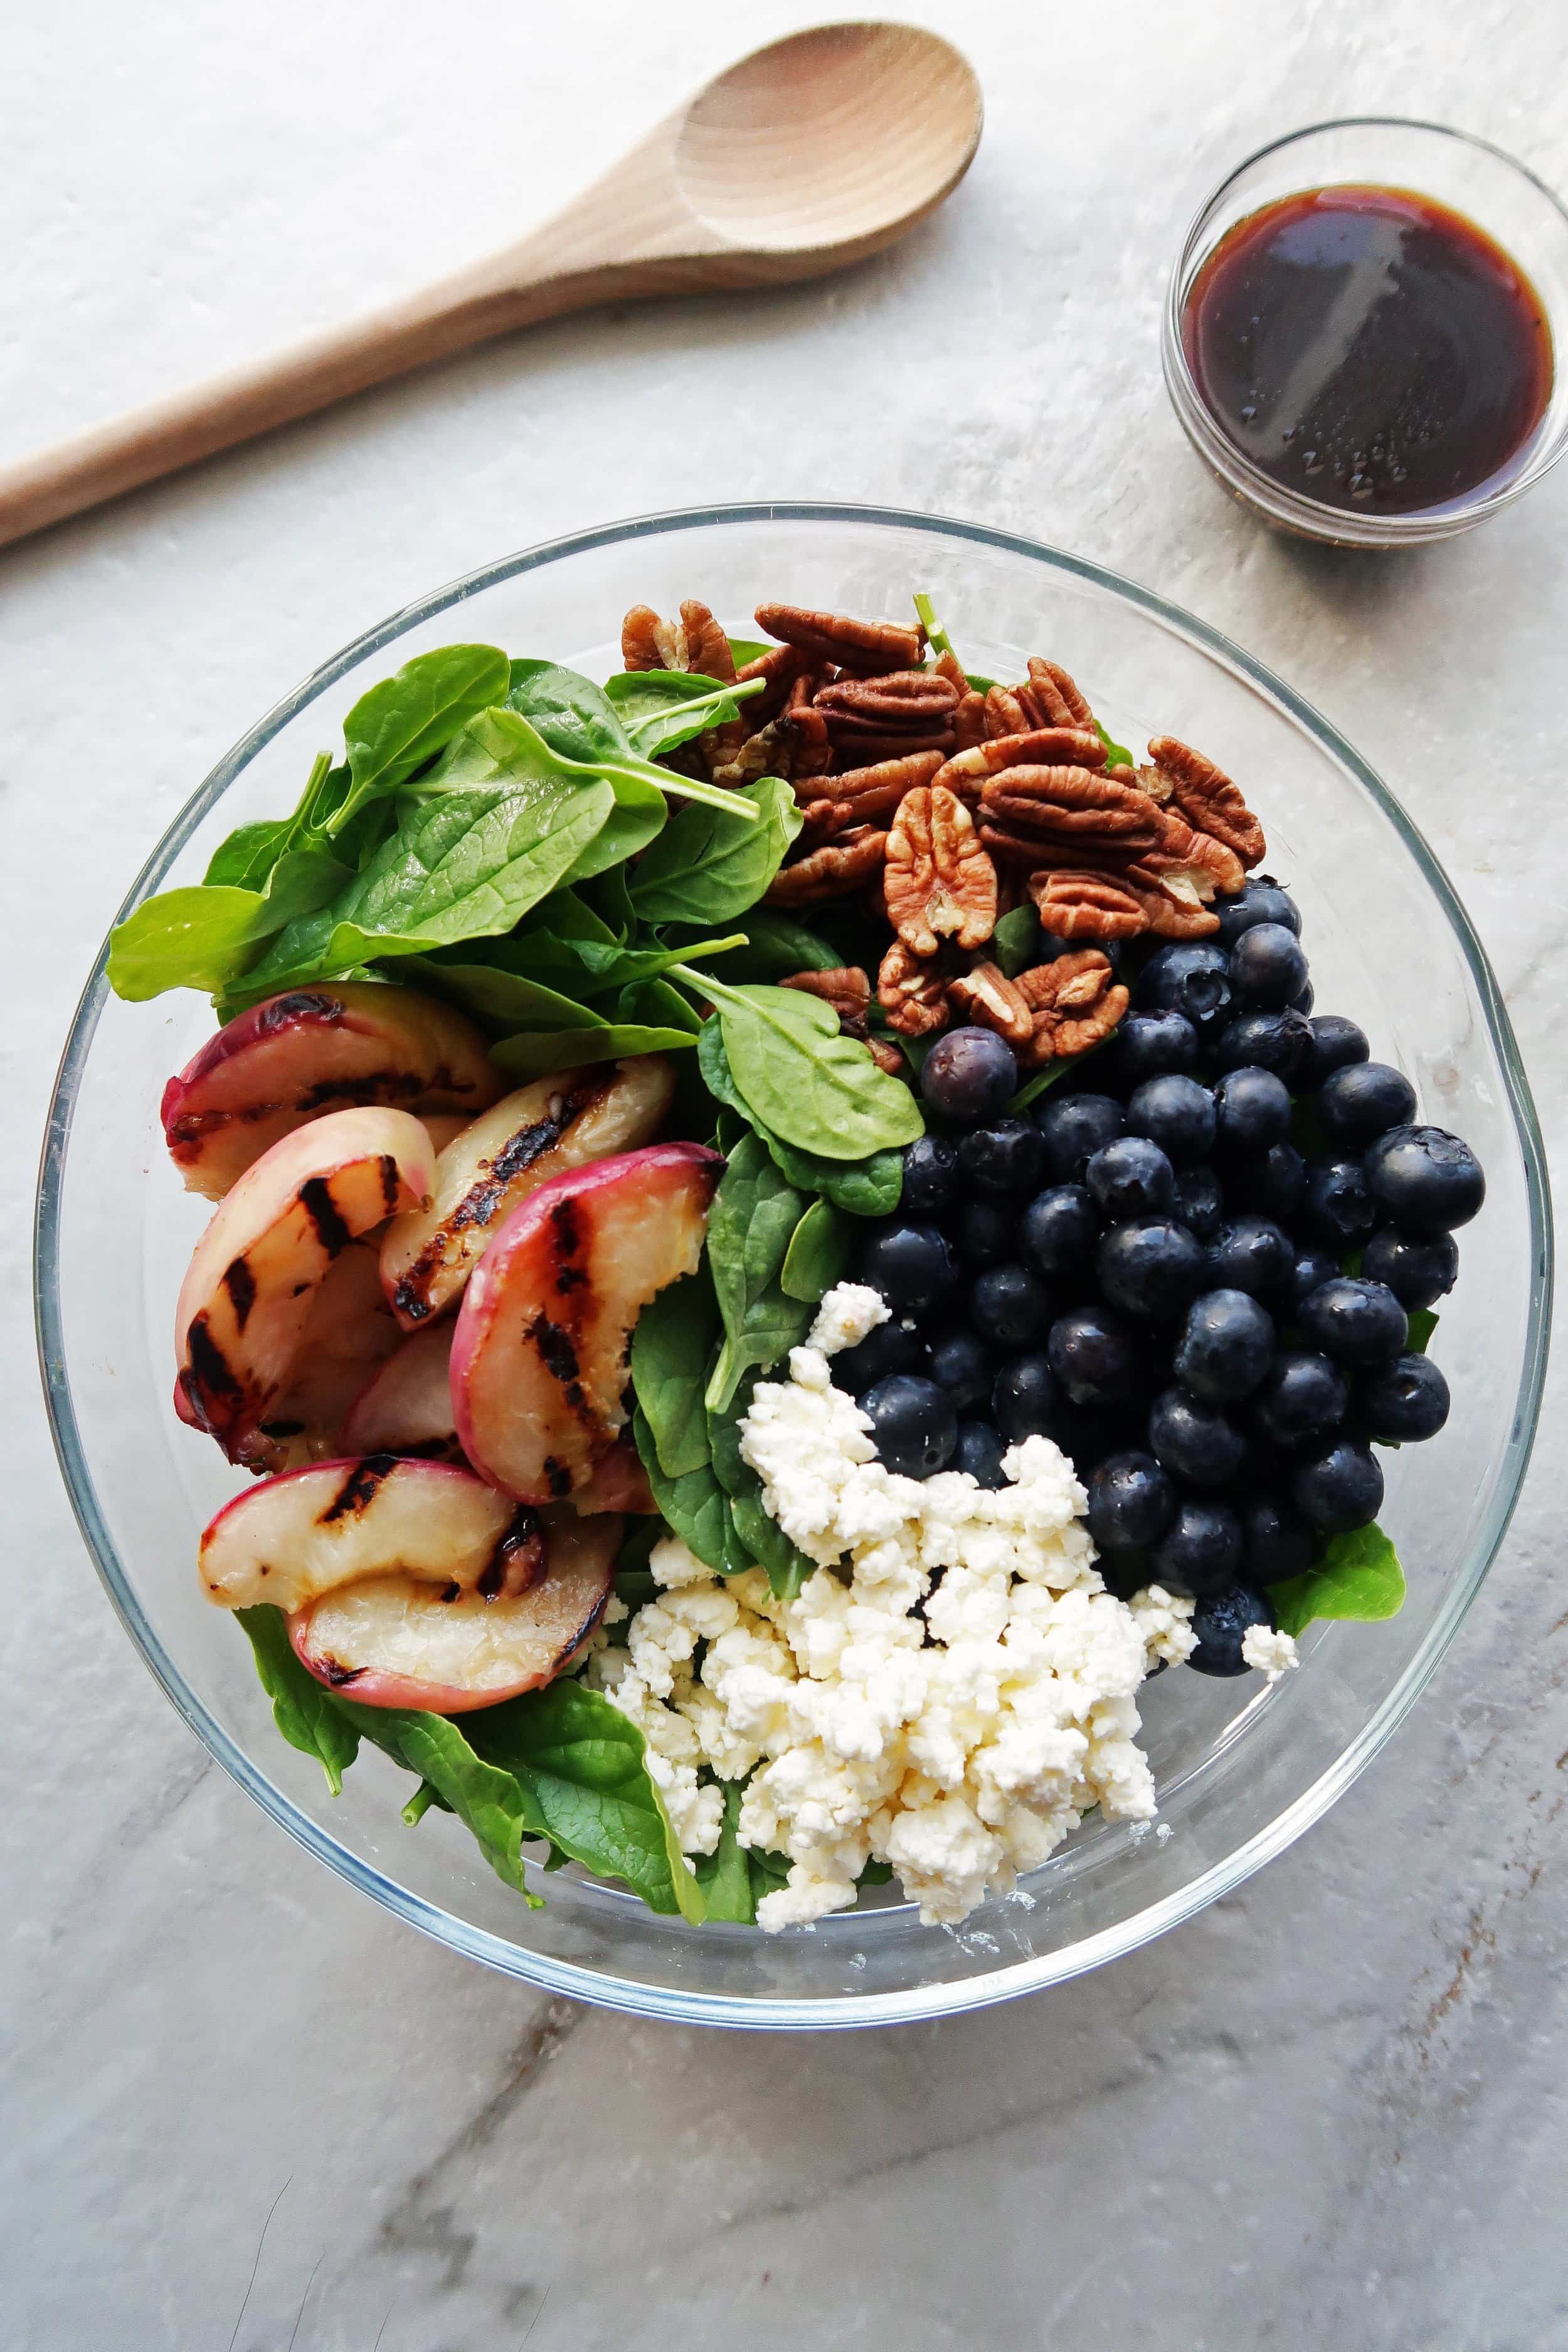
[631,1269,722,1479]
[747,1843,792,1905]
[704,1133,813,1410]
[682,973,923,1163]
[781,1197,849,1303]
[1407,1308,1438,1354]
[506,659,751,820]
[236,1605,361,1795]
[1010,1034,1113,1114]
[603,668,765,759]
[692,1781,755,1923]
[705,1377,818,1602]
[334,1697,542,1897]
[490,1020,696,1080]
[630,778,802,926]
[633,1404,745,1576]
[858,1857,895,1887]
[107,843,354,1002]
[401,951,607,1036]
[558,770,669,883]
[724,636,773,669]
[1095,718,1137,770]
[1268,1522,1407,1638]
[992,903,1042,979]
[683,910,840,983]
[696,1019,903,1216]
[335,644,511,831]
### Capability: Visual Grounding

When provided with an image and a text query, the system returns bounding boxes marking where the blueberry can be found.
[953,1420,1009,1488]
[1106,1009,1199,1087]
[1175,1289,1276,1401]
[1364,1125,1486,1235]
[1086,1135,1178,1221]
[899,1133,958,1218]
[957,1115,1047,1199]
[1212,1065,1293,1154]
[861,1375,958,1480]
[1318,1061,1417,1149]
[970,1263,1052,1349]
[1291,980,1315,1016]
[1213,878,1301,945]
[1240,1495,1315,1583]
[1361,1227,1459,1311]
[1300,1158,1377,1248]
[1252,1350,1348,1445]
[833,1320,925,1396]
[1226,1142,1308,1222]
[1229,921,1309,1009]
[992,1353,1062,1440]
[1126,1074,1216,1167]
[1293,1439,1384,1532]
[1095,1219,1205,1320]
[1020,1184,1101,1275]
[954,1199,1014,1269]
[859,1222,955,1314]
[1174,1166,1226,1241]
[1148,1386,1246,1486]
[1034,1091,1125,1182]
[1286,1246,1342,1312]
[1297,1278,1408,1367]
[1136,941,1234,1030]
[1151,1498,1244,1596]
[1187,1584,1274,1675]
[1086,1451,1177,1552]
[927,1328,995,1413]
[1300,1014,1370,1090]
[1047,1305,1145,1406]
[1205,1217,1295,1297]
[1355,1353,1451,1444]
[921,1027,1017,1125]
[1208,1008,1314,1085]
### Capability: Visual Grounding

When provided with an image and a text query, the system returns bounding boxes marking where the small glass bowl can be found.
[1163,118,1568,547]
[35,505,1551,2026]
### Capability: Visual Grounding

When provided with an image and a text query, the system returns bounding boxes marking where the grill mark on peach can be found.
[315,1654,366,1686]
[182,1313,246,1426]
[221,1256,257,1330]
[543,1454,573,1498]
[299,1174,352,1258]
[317,1453,396,1524]
[258,991,340,1034]
[478,1507,545,1599]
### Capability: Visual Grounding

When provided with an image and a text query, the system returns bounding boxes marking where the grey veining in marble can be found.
[3,2,1565,2346]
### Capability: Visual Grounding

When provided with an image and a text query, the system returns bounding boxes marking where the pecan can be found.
[621,598,736,681]
[985,658,1094,739]
[756,602,925,675]
[1147,735,1266,869]
[1017,951,1130,1064]
[765,829,888,907]
[1126,852,1225,938]
[1029,869,1152,942]
[877,942,951,1038]
[884,784,997,957]
[977,765,1163,866]
[815,670,960,765]
[796,750,943,840]
[933,728,1104,803]
[780,966,871,1026]
[712,689,832,787]
[932,647,970,692]
[948,961,1034,1046]
[733,642,813,725]
[952,690,987,753]
[1150,805,1247,897]
[867,1036,906,1075]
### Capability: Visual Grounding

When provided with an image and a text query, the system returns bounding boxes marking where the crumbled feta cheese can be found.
[588,1336,1174,1932]
[1242,1624,1300,1680]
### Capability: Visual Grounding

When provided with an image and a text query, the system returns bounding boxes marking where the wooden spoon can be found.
[0,23,981,550]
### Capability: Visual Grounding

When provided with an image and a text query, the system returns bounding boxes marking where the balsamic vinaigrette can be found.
[1182,184,1553,516]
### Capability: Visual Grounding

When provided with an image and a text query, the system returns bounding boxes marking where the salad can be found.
[111,592,1485,1931]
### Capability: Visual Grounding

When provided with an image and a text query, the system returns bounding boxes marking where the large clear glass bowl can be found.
[35,504,1550,2028]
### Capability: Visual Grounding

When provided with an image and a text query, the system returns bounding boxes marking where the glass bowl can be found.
[1163,119,1568,546]
[35,504,1550,2028]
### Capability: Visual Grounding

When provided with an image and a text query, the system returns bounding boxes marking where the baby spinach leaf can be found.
[236,1606,361,1795]
[1268,1522,1407,1638]
[336,643,511,830]
[490,1020,696,1080]
[618,975,704,1034]
[559,770,669,883]
[685,973,923,1163]
[334,1699,541,1895]
[633,1405,746,1577]
[400,950,607,1036]
[1407,1308,1438,1353]
[747,1843,792,1905]
[692,1781,755,1923]
[704,1378,817,1597]
[724,635,773,669]
[506,659,751,820]
[686,910,840,983]
[781,1197,849,1303]
[632,1269,722,1479]
[107,842,355,1002]
[1095,718,1137,770]
[992,903,1042,979]
[630,778,802,926]
[1010,1033,1113,1115]
[704,1133,813,1411]
[603,667,765,759]
[858,1857,895,1887]
[696,1020,903,1215]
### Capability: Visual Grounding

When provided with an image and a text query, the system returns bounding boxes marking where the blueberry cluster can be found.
[839,879,1485,1679]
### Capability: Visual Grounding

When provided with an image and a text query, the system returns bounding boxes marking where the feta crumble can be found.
[588,1283,1176,1933]
[1241,1624,1300,1680]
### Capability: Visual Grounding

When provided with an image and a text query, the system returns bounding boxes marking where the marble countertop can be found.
[4,3,1565,2344]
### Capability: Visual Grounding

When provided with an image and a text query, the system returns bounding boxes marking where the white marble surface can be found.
[4,3,1567,2345]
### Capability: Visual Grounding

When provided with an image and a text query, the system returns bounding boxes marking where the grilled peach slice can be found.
[380,1055,675,1330]
[199,1454,542,1614]
[256,1238,404,1470]
[452,1142,721,1503]
[342,1324,460,1461]
[572,1436,656,1516]
[162,983,501,1200]
[174,1107,434,1464]
[287,1507,618,1712]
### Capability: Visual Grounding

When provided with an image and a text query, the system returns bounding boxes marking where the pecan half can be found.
[1017,951,1130,1064]
[1147,735,1266,869]
[877,943,951,1038]
[1126,854,1224,938]
[933,728,1104,803]
[756,602,925,675]
[780,966,871,1025]
[733,642,812,726]
[952,690,987,753]
[712,687,832,788]
[621,598,736,681]
[815,670,960,765]
[977,765,1164,866]
[985,658,1094,739]
[932,648,970,692]
[1150,805,1247,897]
[1029,869,1152,942]
[948,961,1034,1046]
[765,829,888,907]
[867,1036,906,1075]
[797,750,944,840]
[885,784,997,957]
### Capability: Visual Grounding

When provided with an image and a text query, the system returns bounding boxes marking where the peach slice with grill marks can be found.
[162,982,502,1200]
[286,1506,618,1712]
[174,1106,435,1465]
[379,1054,675,1332]
[256,1237,404,1470]
[452,1142,722,1503]
[342,1323,462,1462]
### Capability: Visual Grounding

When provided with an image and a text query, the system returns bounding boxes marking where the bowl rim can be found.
[1161,115,1568,546]
[34,498,1553,2028]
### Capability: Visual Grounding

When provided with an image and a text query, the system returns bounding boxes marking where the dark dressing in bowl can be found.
[1182,184,1553,516]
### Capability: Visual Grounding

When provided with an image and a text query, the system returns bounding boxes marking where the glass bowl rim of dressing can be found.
[1163,117,1568,547]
